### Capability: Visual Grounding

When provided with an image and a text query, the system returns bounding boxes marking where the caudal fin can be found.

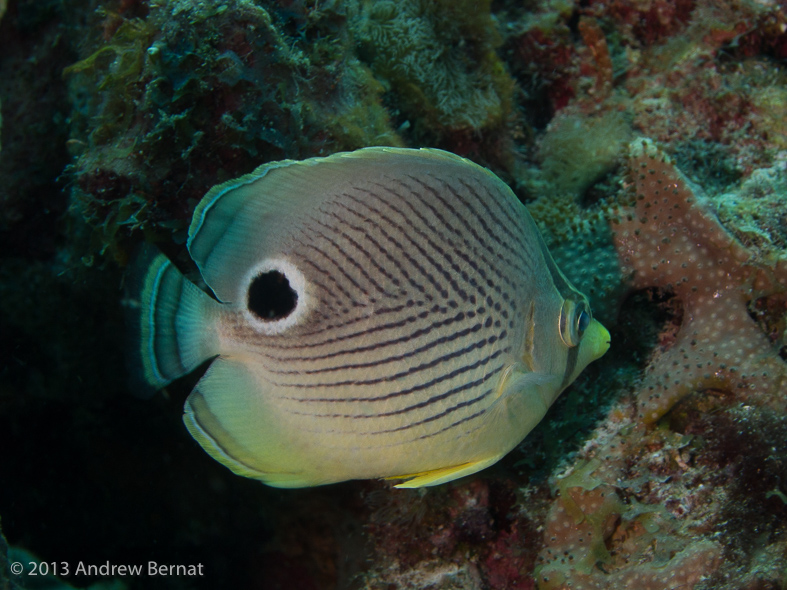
[125,248,222,397]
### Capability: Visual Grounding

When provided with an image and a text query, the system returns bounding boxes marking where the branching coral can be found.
[524,137,787,590]
[611,138,787,423]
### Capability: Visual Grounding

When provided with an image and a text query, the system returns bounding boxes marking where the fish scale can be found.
[128,146,610,488]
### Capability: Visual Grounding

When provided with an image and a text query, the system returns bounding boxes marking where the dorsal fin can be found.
[186,147,499,303]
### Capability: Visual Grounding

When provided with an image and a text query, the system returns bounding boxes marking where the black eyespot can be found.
[247,271,297,321]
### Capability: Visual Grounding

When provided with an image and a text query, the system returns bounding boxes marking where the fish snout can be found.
[586,319,611,360]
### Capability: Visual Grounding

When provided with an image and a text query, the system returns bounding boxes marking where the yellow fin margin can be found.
[390,455,502,489]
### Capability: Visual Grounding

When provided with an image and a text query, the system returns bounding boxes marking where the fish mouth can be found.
[587,320,611,359]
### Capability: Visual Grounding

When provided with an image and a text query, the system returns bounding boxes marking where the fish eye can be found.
[559,299,591,348]
[247,270,298,321]
[576,308,590,336]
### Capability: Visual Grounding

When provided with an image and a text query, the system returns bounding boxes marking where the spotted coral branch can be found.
[611,138,787,424]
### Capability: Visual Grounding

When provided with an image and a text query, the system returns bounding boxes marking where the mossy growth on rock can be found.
[349,0,516,146]
[538,110,631,199]
[64,0,402,263]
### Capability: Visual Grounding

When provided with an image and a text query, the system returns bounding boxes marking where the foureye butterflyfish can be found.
[128,147,610,488]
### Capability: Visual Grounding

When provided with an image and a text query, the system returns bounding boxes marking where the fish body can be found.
[130,147,609,488]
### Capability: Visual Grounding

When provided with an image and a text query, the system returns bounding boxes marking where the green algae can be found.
[65,19,156,146]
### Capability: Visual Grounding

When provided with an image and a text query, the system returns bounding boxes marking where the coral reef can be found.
[63,0,522,262]
[360,478,541,590]
[612,139,787,423]
[587,0,696,48]
[534,413,724,590]
[533,381,787,590]
[356,136,787,590]
[532,138,787,590]
[538,111,630,198]
[524,109,632,323]
[65,0,403,261]
[502,0,578,124]
[348,0,515,155]
[617,0,787,176]
[713,157,787,257]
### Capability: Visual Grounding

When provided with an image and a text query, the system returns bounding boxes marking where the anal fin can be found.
[184,357,321,488]
[391,456,501,489]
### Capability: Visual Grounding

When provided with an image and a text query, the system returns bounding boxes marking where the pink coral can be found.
[611,138,787,423]
[532,138,787,590]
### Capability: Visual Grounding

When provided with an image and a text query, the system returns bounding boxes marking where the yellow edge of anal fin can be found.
[390,456,501,489]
